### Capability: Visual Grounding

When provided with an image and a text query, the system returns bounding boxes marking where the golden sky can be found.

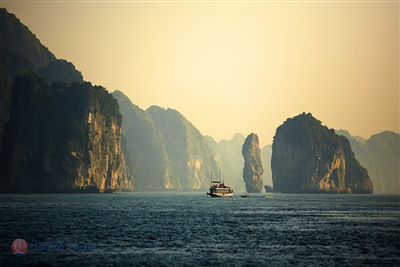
[3,0,399,146]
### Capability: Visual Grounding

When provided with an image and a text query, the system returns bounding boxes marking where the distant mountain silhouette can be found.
[204,133,246,192]
[112,90,218,191]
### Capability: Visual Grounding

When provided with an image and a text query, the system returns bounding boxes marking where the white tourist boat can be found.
[206,170,234,198]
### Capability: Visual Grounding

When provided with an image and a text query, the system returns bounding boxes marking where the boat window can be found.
[216,188,229,193]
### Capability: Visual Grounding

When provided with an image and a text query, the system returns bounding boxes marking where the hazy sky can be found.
[3,0,399,146]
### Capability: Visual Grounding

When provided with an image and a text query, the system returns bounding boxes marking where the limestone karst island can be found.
[271,113,373,194]
[0,8,398,194]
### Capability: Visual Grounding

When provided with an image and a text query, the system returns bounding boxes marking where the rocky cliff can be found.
[340,136,373,193]
[242,133,264,193]
[112,90,218,191]
[271,113,373,194]
[0,9,133,192]
[261,144,273,190]
[0,74,133,192]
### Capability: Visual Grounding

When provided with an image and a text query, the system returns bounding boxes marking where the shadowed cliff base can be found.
[0,187,129,194]
[264,185,280,193]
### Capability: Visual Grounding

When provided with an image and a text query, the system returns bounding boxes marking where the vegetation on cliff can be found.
[271,113,373,194]
[37,59,84,85]
[0,8,56,69]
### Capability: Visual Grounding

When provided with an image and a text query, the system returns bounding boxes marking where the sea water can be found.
[1,192,399,266]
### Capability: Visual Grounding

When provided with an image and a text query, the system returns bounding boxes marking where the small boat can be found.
[241,195,252,198]
[206,170,234,198]
[265,196,274,198]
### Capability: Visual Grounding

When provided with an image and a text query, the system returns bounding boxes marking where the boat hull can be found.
[207,192,233,198]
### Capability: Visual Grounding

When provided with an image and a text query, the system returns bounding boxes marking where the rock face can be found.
[340,136,373,194]
[112,90,218,191]
[0,75,133,193]
[242,133,264,193]
[261,144,273,190]
[271,113,373,194]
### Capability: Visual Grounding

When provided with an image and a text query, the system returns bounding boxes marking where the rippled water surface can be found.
[1,192,399,266]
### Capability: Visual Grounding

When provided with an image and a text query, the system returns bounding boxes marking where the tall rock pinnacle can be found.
[242,133,264,193]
